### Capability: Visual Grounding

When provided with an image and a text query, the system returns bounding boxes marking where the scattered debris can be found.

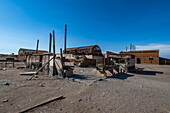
[0,68,7,70]
[16,66,26,69]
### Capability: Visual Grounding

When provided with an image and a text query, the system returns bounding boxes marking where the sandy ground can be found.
[0,64,170,113]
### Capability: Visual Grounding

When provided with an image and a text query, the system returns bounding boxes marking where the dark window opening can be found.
[137,58,141,64]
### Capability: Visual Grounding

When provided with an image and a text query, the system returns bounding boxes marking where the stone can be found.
[98,78,103,81]
[3,99,8,103]
[2,68,7,70]
[38,83,45,87]
[4,82,9,85]
[78,99,82,102]
[140,85,143,88]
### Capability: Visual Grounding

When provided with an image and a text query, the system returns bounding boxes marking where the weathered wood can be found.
[36,39,39,54]
[64,24,67,54]
[60,48,65,78]
[49,33,52,53]
[28,56,54,80]
[53,30,56,76]
[19,95,64,113]
[19,72,36,75]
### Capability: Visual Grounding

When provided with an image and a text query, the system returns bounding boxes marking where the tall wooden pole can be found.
[60,48,65,78]
[36,39,39,54]
[49,33,52,53]
[53,30,56,76]
[64,24,67,54]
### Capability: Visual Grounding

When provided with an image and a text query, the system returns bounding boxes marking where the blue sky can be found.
[0,0,170,58]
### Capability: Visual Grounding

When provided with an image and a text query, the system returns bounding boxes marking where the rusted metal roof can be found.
[66,45,100,51]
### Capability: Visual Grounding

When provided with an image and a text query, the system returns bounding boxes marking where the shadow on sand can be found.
[132,70,163,75]
[67,69,164,81]
[107,73,134,80]
[68,74,89,80]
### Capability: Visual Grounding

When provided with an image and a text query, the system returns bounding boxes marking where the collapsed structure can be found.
[2,24,170,79]
[22,25,136,79]
[105,51,135,73]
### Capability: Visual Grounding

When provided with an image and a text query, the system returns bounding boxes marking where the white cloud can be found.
[136,44,170,59]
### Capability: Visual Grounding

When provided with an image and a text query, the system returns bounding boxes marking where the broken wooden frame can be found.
[28,56,55,80]
[5,58,15,68]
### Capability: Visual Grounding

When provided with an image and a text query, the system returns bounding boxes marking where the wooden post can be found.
[49,33,52,53]
[103,55,105,65]
[47,54,50,75]
[36,39,39,54]
[13,60,14,67]
[64,24,67,54]
[60,48,65,78]
[5,60,7,68]
[53,30,56,76]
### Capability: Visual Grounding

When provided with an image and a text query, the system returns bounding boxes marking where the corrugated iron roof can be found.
[66,45,100,51]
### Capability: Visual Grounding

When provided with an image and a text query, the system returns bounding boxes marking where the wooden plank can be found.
[19,95,64,113]
[19,72,36,75]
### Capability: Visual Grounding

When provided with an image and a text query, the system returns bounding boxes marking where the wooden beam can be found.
[60,48,65,78]
[49,33,52,53]
[19,95,64,113]
[53,30,56,76]
[64,24,67,54]
[36,39,39,54]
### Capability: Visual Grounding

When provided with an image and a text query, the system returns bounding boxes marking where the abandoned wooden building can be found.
[64,45,102,56]
[18,48,48,61]
[120,50,159,65]
[18,48,48,55]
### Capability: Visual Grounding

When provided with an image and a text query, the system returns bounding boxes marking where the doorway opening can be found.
[137,58,141,64]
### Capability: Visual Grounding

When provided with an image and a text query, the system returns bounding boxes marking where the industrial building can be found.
[65,45,102,56]
[18,48,48,61]
[120,50,159,65]
[18,48,48,55]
